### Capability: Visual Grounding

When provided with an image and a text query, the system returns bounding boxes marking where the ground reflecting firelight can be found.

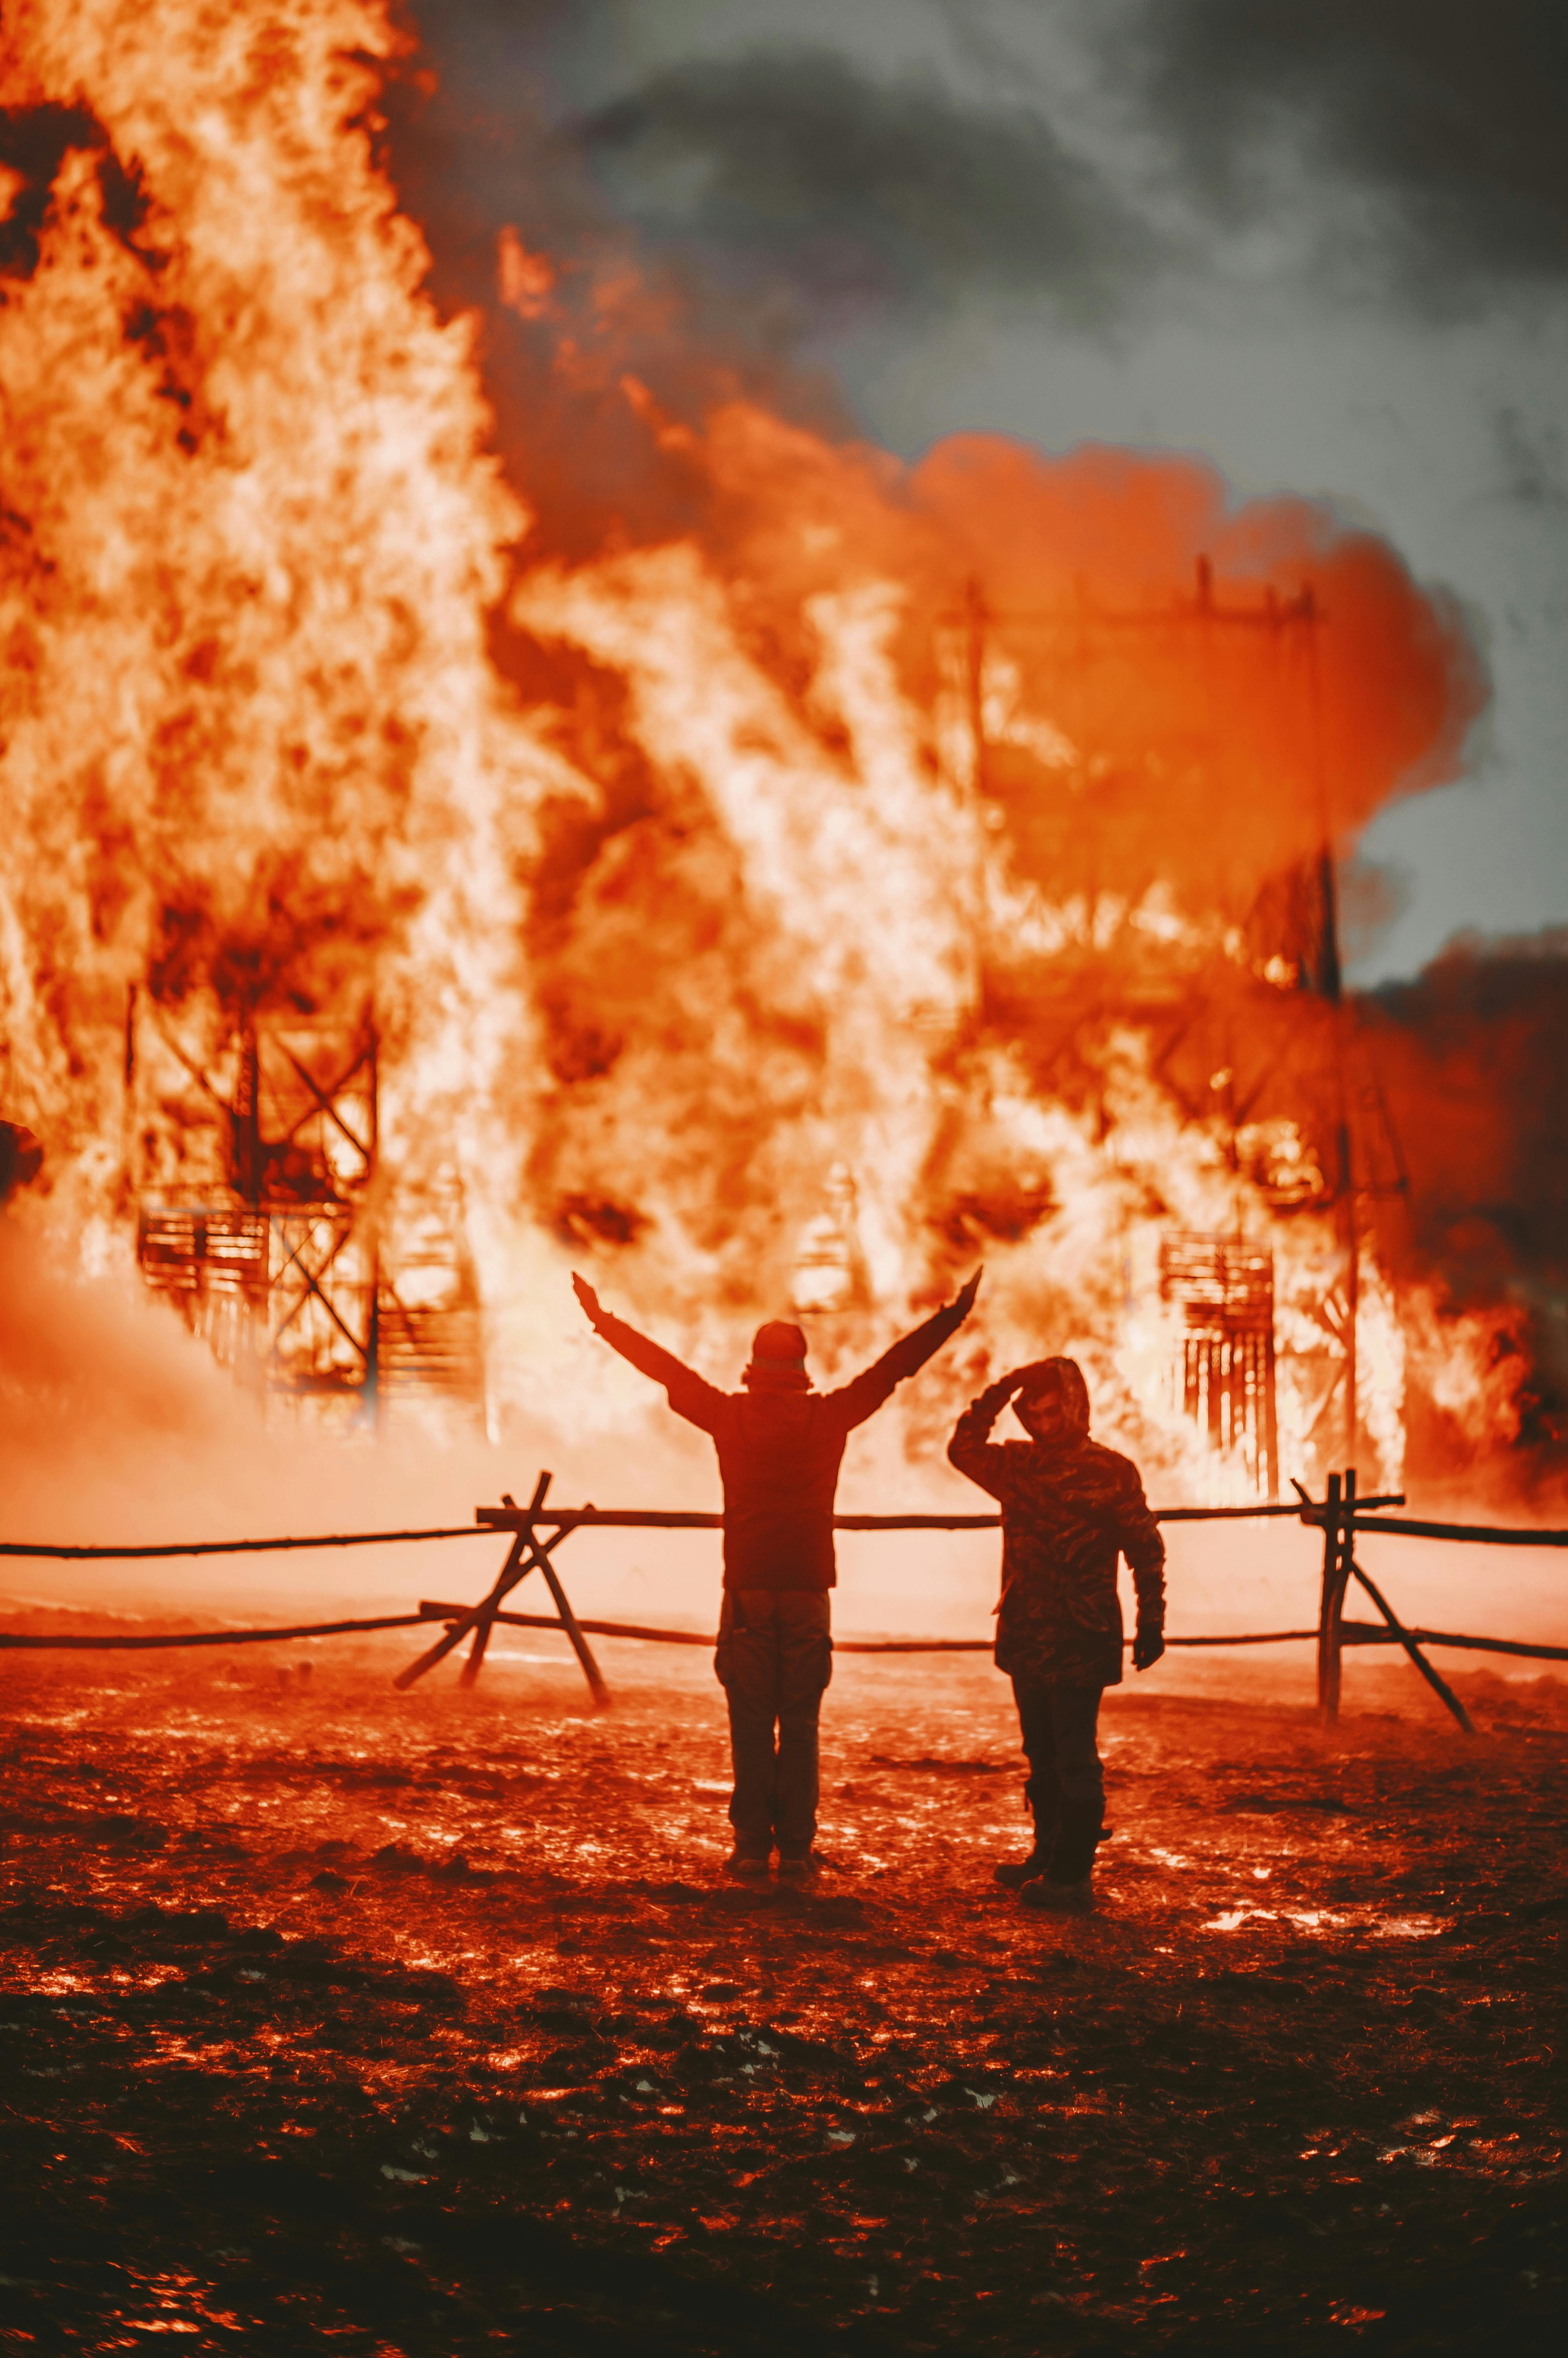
[0,1644,1561,2352]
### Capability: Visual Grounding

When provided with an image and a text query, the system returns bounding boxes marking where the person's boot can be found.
[995,1847,1050,1889]
[724,1850,772,1882]
[997,1792,1059,1887]
[776,1849,819,1885]
[1019,1798,1102,1914]
[1021,1873,1093,1915]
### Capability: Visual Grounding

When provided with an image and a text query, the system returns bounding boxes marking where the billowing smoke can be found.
[1364,929,1568,1491]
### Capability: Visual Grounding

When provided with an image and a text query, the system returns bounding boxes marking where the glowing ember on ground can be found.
[1,1645,1563,2351]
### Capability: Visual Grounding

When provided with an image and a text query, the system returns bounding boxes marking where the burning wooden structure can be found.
[925,563,1415,1500]
[129,997,484,1426]
[1159,1233,1279,1498]
[0,3,1511,1516]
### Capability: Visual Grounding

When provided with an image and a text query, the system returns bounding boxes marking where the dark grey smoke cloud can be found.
[574,44,1159,329]
[1118,0,1568,309]
[1493,406,1568,512]
[408,2,1568,347]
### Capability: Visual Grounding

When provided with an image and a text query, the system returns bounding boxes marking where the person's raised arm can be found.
[946,1368,1025,1500]
[831,1269,982,1431]
[572,1274,725,1432]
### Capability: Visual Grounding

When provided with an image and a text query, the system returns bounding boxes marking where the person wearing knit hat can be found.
[744,1321,813,1387]
[947,1355,1166,1914]
[573,1267,981,1882]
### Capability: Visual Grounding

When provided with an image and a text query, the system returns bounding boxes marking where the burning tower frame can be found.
[938,560,1410,1497]
[128,994,485,1426]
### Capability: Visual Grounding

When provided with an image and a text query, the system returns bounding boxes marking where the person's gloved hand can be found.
[571,1272,606,1329]
[1133,1622,1166,1671]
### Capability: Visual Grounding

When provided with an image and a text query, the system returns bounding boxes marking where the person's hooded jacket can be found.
[948,1357,1164,1686]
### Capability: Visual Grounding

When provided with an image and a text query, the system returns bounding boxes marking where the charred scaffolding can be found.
[128,995,484,1426]
[1159,1233,1278,1499]
[935,561,1411,1498]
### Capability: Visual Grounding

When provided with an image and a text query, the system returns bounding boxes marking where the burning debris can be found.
[0,1118,43,1204]
[0,0,1555,1508]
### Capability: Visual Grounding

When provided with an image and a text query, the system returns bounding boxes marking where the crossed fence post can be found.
[393,1470,611,1709]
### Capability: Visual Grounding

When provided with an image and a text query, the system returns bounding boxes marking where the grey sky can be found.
[411,0,1568,984]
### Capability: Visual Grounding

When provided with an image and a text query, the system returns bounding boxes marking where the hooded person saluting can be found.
[948,1357,1166,1914]
[573,1269,981,1882]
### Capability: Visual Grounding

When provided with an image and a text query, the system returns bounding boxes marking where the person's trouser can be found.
[1011,1680,1106,1884]
[715,1589,833,1856]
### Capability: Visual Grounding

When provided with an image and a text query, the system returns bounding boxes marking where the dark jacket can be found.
[592,1302,969,1589]
[947,1379,1165,1687]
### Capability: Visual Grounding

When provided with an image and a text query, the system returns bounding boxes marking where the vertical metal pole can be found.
[1321,847,1359,1467]
[365,1013,379,1166]
[231,1018,261,1203]
[123,982,139,1235]
[1342,1173,1360,1466]
[362,1236,380,1435]
[1336,1465,1356,1721]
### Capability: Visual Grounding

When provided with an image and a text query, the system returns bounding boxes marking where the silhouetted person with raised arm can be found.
[573,1269,981,1882]
[948,1356,1165,1914]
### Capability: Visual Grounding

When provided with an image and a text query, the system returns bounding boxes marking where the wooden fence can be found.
[2,1467,1564,1727]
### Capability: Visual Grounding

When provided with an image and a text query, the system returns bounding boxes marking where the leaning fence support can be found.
[533,1554,611,1708]
[393,1471,609,1703]
[394,1526,530,1693]
[419,1473,611,1710]
[1350,1558,1475,1735]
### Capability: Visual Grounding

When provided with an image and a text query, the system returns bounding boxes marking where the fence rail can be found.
[1339,1514,1568,1548]
[0,1492,1412,1562]
[0,1526,490,1562]
[3,1471,1564,1728]
[0,1614,432,1652]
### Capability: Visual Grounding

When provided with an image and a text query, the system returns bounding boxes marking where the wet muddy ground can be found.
[0,1633,1562,2355]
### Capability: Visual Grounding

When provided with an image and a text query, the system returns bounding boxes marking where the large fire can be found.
[0,0,1524,1510]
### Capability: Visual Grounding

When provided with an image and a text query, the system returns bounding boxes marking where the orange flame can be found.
[0,2,1511,1508]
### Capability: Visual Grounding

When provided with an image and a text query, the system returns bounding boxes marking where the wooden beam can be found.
[277,1043,373,1161]
[394,1472,559,1693]
[1315,1471,1348,1723]
[461,1474,552,1689]
[536,1553,611,1709]
[1350,1559,1475,1735]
